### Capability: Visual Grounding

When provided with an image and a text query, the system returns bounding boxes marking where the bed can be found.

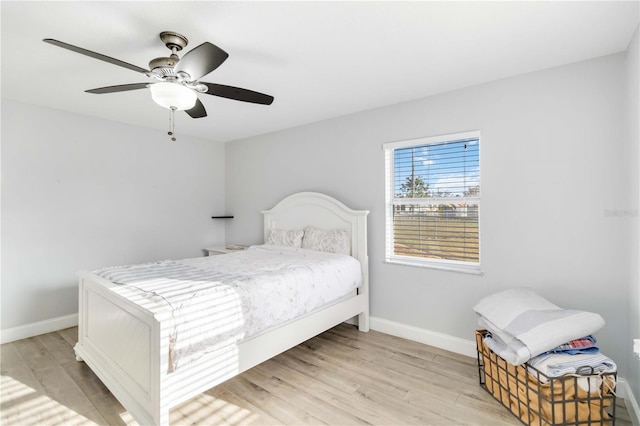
[73,192,369,426]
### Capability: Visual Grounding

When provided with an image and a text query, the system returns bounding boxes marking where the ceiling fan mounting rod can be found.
[159,31,188,52]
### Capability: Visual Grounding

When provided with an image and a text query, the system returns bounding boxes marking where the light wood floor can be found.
[1,324,633,426]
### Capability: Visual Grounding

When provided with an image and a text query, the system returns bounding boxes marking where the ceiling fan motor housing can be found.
[148,55,179,77]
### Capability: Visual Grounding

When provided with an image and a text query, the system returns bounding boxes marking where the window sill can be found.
[384,257,483,275]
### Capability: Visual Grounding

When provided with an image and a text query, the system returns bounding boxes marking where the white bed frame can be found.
[74,192,369,425]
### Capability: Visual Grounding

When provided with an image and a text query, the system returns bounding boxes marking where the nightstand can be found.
[205,245,245,256]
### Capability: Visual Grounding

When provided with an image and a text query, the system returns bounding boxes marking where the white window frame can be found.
[384,130,482,274]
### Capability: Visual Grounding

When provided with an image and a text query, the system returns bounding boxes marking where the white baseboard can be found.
[370,316,477,358]
[619,378,640,426]
[1,313,78,344]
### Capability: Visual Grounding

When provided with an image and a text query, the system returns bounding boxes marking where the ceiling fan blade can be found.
[174,42,228,80]
[201,83,274,105]
[185,98,207,118]
[43,39,149,74]
[85,83,150,94]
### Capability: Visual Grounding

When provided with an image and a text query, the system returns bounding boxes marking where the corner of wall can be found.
[626,22,640,420]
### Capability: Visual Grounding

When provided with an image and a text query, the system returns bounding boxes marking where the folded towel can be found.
[528,352,617,392]
[529,352,617,378]
[474,288,605,365]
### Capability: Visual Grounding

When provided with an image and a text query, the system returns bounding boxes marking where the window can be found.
[384,131,481,274]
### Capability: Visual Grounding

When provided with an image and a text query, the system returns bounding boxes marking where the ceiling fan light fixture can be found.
[149,82,197,110]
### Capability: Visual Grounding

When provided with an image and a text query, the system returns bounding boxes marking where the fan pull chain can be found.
[168,107,177,142]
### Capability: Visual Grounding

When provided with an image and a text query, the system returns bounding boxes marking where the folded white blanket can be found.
[474,288,605,365]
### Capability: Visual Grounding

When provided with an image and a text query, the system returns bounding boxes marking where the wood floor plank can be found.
[12,337,60,374]
[251,363,370,425]
[278,347,362,394]
[290,341,413,401]
[36,332,77,365]
[294,334,464,404]
[57,327,78,348]
[31,365,98,419]
[0,343,25,370]
[452,391,523,425]
[321,329,480,389]
[223,375,327,425]
[0,323,633,425]
[355,383,450,425]
[203,386,284,425]
[266,354,402,425]
[1,342,48,425]
[1,346,109,425]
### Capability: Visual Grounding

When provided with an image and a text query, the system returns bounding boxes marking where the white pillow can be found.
[266,228,304,248]
[302,227,350,255]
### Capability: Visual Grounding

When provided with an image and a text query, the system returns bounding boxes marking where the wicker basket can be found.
[476,330,617,426]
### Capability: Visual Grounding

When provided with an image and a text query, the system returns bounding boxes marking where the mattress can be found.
[94,245,362,371]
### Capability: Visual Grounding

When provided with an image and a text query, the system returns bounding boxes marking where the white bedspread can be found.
[95,245,362,372]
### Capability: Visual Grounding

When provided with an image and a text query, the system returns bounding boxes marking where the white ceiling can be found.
[2,1,638,143]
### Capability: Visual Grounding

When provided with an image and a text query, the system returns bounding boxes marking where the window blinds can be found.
[385,132,480,268]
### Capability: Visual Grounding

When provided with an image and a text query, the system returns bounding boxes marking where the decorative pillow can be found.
[301,227,350,255]
[266,228,304,248]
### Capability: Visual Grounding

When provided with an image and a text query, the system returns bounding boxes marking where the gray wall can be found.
[626,25,640,407]
[226,53,630,375]
[1,101,227,330]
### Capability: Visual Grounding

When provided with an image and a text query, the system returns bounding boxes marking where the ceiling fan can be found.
[43,31,274,139]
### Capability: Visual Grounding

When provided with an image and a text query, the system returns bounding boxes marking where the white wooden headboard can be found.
[261,192,369,291]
